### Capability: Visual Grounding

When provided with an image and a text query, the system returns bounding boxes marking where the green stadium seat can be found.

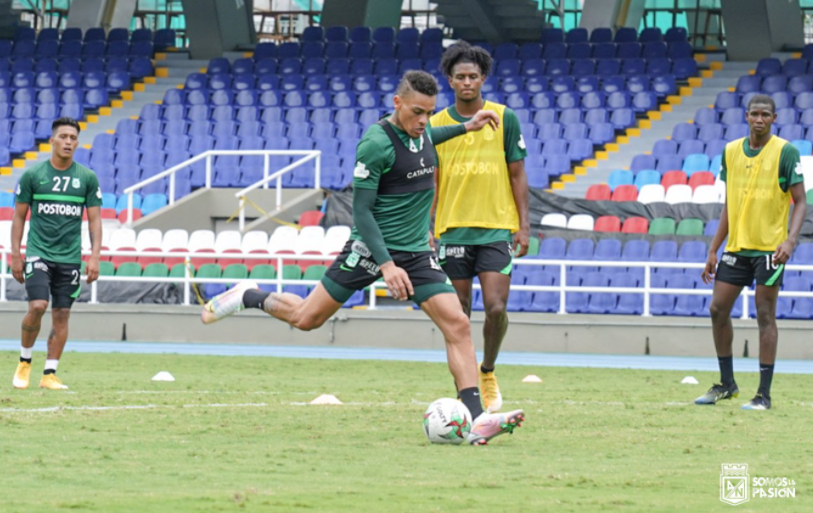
[169,263,194,278]
[282,264,302,280]
[249,264,276,280]
[303,265,328,281]
[807,189,813,204]
[222,263,249,282]
[648,217,676,235]
[525,236,540,257]
[99,261,115,276]
[116,262,142,276]
[196,263,222,279]
[143,263,169,277]
[676,218,704,236]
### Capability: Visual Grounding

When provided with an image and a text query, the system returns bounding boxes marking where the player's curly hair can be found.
[746,94,775,113]
[396,70,439,97]
[439,40,493,78]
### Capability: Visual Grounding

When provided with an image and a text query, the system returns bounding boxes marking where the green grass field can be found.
[1,350,811,512]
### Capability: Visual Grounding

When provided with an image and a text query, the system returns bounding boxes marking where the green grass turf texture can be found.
[1,351,811,512]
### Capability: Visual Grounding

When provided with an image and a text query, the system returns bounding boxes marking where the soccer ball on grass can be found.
[423,398,472,445]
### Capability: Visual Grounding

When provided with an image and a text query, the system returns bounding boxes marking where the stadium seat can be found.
[594,216,621,232]
[585,184,611,201]
[648,217,676,235]
[621,216,648,234]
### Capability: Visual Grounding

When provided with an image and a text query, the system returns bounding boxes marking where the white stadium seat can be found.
[714,178,726,202]
[188,229,215,252]
[241,231,269,253]
[540,213,567,228]
[136,228,163,251]
[109,228,136,250]
[268,226,298,253]
[324,225,351,254]
[0,220,12,248]
[664,184,692,205]
[162,228,189,251]
[214,230,242,252]
[295,226,326,254]
[692,185,720,204]
[637,184,665,204]
[567,214,594,231]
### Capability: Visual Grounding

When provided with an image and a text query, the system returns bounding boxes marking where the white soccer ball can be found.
[423,398,472,445]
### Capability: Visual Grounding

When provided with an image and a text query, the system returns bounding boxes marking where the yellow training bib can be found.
[431,102,519,237]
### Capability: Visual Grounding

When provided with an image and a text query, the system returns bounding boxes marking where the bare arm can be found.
[10,202,29,284]
[85,205,102,283]
[773,183,807,264]
[508,159,530,257]
[701,202,729,284]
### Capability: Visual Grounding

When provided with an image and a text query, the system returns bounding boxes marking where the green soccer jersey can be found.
[350,121,437,253]
[15,161,102,264]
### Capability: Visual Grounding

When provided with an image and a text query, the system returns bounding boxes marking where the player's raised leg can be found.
[420,292,524,445]
[203,281,343,332]
[742,284,780,410]
[695,280,742,405]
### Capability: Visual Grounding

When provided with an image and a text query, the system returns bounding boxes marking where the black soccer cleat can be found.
[694,383,739,405]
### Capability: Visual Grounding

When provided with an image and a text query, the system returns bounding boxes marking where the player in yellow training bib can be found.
[697,95,806,411]
[432,41,530,413]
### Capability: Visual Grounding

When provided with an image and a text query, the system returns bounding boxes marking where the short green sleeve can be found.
[779,143,803,193]
[719,146,727,182]
[503,108,528,163]
[353,125,392,190]
[15,171,33,204]
[85,171,102,207]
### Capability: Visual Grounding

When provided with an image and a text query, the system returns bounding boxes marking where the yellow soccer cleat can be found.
[39,374,69,390]
[13,361,31,389]
[479,364,503,413]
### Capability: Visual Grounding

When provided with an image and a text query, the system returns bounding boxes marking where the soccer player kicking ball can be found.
[202,71,525,445]
[431,41,530,413]
[11,117,103,390]
[696,95,806,410]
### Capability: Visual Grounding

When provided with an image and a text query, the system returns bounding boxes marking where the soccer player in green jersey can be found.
[11,118,103,390]
[202,71,526,445]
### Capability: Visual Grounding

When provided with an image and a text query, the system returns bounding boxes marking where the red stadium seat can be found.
[118,209,142,224]
[585,183,611,201]
[163,247,189,268]
[245,249,272,272]
[611,184,638,202]
[661,170,687,190]
[217,249,244,270]
[111,246,138,268]
[688,171,715,191]
[0,207,14,220]
[621,216,649,234]
[100,208,117,219]
[137,247,163,267]
[594,215,621,232]
[299,210,324,226]
[190,248,217,269]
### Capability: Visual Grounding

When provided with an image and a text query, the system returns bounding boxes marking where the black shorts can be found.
[716,252,785,288]
[24,257,82,309]
[321,240,455,304]
[437,240,514,280]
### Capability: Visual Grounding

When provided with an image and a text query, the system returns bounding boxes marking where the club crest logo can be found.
[721,464,750,506]
[72,178,80,189]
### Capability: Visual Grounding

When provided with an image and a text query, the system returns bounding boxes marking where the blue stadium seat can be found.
[596,59,620,75]
[589,122,614,144]
[642,42,667,59]
[783,58,808,76]
[653,138,677,157]
[543,42,567,60]
[608,170,633,191]
[590,28,612,43]
[617,42,641,59]
[255,59,278,76]
[592,42,616,59]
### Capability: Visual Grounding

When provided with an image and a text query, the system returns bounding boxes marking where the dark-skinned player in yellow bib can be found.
[201,71,526,445]
[431,41,530,413]
[696,95,806,410]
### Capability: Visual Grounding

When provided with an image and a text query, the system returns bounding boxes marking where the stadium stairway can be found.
[556,59,756,198]
[0,50,198,193]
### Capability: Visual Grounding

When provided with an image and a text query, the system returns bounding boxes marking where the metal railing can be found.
[3,248,813,318]
[122,149,321,228]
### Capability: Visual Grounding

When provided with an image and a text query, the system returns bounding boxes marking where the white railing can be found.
[2,248,813,317]
[121,150,322,228]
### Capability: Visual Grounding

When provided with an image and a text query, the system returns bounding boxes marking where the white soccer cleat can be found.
[467,409,525,446]
[201,281,258,325]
